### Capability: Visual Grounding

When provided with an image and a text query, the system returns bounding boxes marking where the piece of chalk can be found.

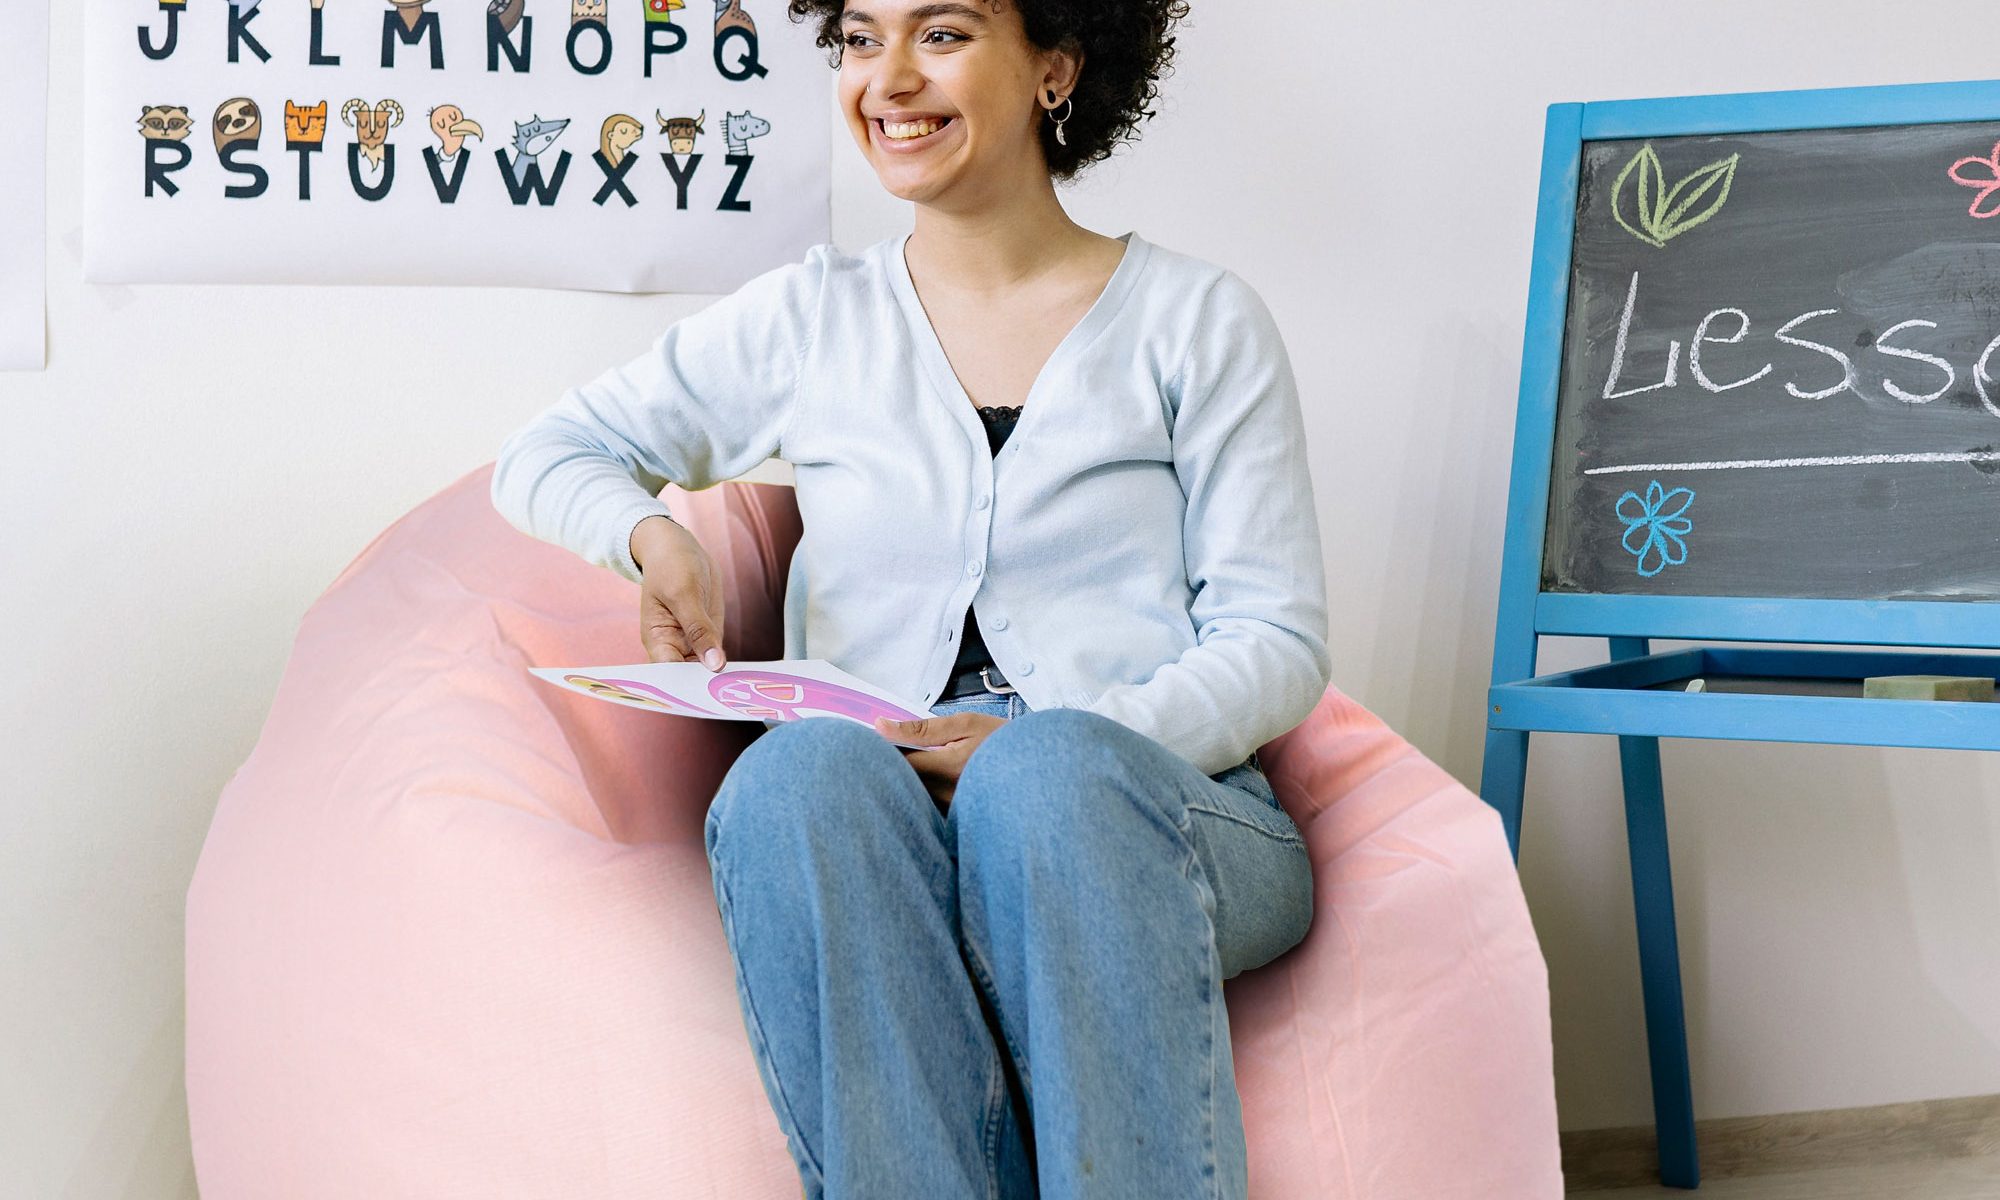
[1861,675,1995,702]
[1684,678,1706,693]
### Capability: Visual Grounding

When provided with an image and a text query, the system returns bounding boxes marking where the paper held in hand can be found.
[528,657,950,750]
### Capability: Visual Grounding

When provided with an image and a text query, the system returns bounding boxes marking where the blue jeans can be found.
[703,690,1315,1199]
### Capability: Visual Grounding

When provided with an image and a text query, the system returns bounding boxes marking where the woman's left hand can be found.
[874,712,1009,809]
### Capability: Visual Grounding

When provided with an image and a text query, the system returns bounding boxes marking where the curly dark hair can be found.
[784,0,1192,182]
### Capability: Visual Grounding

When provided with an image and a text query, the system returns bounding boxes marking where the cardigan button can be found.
[975,494,990,510]
[1018,661,1034,676]
[992,615,1008,630]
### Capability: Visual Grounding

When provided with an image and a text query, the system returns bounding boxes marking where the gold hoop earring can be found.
[1046,94,1074,147]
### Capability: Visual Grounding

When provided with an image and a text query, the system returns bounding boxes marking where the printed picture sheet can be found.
[532,657,953,749]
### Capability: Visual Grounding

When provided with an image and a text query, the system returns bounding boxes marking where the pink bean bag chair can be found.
[186,463,1562,1198]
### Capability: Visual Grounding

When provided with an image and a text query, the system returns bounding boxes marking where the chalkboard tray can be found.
[1489,646,2000,749]
[1637,673,1998,701]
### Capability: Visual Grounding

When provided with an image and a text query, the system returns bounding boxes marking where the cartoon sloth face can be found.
[137,105,193,141]
[213,97,260,152]
[572,0,608,22]
[285,101,328,145]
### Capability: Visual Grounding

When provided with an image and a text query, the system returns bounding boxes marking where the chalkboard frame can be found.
[1480,76,2000,1191]
[1492,77,2000,689]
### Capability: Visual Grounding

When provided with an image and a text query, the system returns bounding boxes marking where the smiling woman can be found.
[790,0,1189,181]
[488,1,1337,1197]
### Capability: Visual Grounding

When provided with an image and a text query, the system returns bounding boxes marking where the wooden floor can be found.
[1562,1094,2000,1197]
[1568,1153,2000,1197]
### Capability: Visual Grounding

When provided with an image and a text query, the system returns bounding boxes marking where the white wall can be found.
[7,1,2000,1194]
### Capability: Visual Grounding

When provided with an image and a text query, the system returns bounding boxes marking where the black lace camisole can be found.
[949,405,1023,685]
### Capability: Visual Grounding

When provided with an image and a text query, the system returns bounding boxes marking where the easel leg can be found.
[1618,732,1699,1188]
[1479,727,1530,864]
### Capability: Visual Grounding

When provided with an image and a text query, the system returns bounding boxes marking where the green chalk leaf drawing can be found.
[1611,144,1741,248]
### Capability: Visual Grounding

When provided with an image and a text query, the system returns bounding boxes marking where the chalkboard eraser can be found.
[1861,675,1995,702]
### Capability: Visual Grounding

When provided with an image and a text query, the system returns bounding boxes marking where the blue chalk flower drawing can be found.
[1616,481,1694,577]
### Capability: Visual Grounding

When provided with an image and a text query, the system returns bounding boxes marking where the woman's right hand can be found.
[630,514,728,670]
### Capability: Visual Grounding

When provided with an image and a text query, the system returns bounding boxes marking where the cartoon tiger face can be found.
[572,0,608,22]
[285,101,328,146]
[137,104,193,141]
[213,97,260,152]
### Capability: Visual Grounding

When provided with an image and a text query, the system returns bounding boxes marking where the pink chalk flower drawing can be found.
[1611,143,1741,249]
[1948,140,2000,219]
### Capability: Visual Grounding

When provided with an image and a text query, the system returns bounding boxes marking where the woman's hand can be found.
[875,712,1009,809]
[630,514,728,669]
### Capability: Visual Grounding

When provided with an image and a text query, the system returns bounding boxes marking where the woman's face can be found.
[835,1,1072,206]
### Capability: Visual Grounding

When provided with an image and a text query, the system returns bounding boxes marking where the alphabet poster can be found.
[3,0,50,370]
[83,1,831,293]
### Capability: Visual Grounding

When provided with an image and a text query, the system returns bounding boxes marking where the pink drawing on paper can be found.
[708,670,923,724]
[562,673,719,718]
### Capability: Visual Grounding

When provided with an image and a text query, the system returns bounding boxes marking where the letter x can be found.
[592,151,639,207]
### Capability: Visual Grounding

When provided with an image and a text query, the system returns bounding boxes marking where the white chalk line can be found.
[1584,451,2000,475]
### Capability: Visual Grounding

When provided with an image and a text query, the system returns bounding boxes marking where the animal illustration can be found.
[389,0,432,33]
[342,98,405,170]
[284,101,328,146]
[509,114,570,185]
[428,104,484,160]
[722,109,769,155]
[714,0,755,39]
[572,0,608,22]
[655,108,705,155]
[487,0,524,34]
[136,105,193,142]
[212,97,260,153]
[644,0,686,20]
[561,674,716,719]
[600,114,643,168]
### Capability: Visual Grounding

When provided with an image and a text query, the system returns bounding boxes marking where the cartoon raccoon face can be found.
[213,97,261,152]
[572,0,607,21]
[137,104,193,141]
[285,101,328,145]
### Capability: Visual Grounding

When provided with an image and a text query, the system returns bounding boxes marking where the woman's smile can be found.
[871,114,961,154]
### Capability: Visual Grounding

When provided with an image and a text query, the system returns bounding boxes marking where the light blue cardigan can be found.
[490,230,1331,776]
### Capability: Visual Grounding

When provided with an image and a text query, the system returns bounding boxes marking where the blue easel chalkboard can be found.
[1482,76,2000,1190]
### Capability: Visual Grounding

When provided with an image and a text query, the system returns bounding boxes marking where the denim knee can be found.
[705,716,921,863]
[954,707,1162,845]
